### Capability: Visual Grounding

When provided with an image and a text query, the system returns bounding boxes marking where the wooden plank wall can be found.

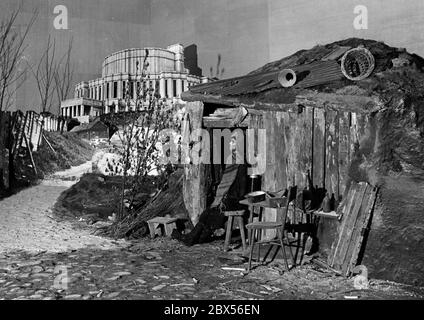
[259,106,364,206]
[0,110,66,193]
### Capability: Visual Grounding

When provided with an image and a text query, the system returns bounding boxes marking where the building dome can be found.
[61,44,208,122]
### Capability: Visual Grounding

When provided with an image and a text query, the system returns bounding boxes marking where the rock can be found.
[106,292,120,299]
[105,276,120,281]
[113,271,132,277]
[32,266,44,273]
[18,260,42,268]
[29,294,44,299]
[32,272,51,278]
[113,262,126,266]
[152,284,167,291]
[19,273,31,278]
[135,279,146,284]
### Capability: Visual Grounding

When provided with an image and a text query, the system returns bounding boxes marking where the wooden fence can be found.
[0,110,69,192]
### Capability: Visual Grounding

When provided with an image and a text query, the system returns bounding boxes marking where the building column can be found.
[168,79,173,98]
[176,79,183,97]
[160,78,166,98]
[117,81,122,99]
[80,105,84,116]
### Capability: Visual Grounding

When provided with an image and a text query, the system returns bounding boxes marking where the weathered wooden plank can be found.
[182,101,210,226]
[329,182,357,266]
[203,117,249,128]
[275,111,287,189]
[340,184,371,274]
[338,111,351,199]
[263,111,277,240]
[343,186,378,276]
[324,110,339,199]
[299,107,313,188]
[312,108,325,188]
[286,112,297,186]
[332,183,368,270]
[181,92,374,115]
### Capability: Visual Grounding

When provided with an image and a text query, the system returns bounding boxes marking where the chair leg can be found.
[286,230,295,265]
[237,217,247,252]
[224,216,233,252]
[277,228,290,271]
[248,229,255,272]
[299,233,308,265]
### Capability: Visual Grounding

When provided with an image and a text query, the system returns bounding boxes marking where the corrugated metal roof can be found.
[185,59,344,98]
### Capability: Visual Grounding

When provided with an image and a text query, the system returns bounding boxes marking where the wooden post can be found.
[43,134,56,155]
[182,101,210,226]
[23,132,37,176]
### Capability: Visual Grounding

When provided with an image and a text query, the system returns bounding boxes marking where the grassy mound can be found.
[54,173,123,220]
[32,132,94,178]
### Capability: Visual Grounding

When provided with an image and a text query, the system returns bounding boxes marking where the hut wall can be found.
[249,106,363,242]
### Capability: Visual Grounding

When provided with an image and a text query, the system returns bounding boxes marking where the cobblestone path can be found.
[0,162,423,300]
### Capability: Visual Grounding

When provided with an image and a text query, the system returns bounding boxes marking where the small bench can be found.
[147,217,179,238]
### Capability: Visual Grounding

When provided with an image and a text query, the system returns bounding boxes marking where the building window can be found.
[155,80,160,98]
[99,87,102,100]
[129,81,134,99]
[113,82,118,98]
[136,81,141,98]
[164,80,168,98]
[173,80,177,97]
[106,83,110,99]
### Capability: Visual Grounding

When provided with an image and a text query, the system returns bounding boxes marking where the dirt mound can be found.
[54,173,123,220]
[32,132,94,179]
[251,38,424,75]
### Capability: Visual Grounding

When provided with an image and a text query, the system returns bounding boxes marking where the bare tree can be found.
[54,37,74,115]
[0,5,38,111]
[29,35,58,113]
[108,50,178,223]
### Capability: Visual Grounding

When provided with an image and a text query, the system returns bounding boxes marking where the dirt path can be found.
[0,154,124,254]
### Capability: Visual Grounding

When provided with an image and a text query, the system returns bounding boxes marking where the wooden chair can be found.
[246,187,296,272]
[287,197,316,265]
[223,210,247,252]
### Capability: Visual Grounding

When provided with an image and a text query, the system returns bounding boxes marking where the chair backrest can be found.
[277,186,296,224]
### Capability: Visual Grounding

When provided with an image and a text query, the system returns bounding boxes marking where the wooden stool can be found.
[223,210,247,252]
[147,217,179,238]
